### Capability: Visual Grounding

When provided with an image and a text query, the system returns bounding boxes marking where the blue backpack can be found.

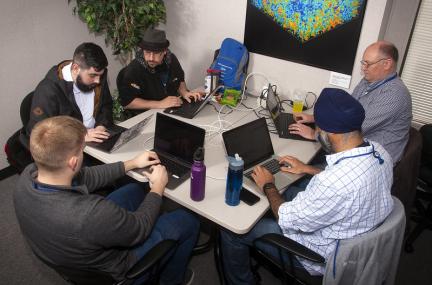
[211,38,249,91]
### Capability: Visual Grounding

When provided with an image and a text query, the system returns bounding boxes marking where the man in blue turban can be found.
[220,87,394,284]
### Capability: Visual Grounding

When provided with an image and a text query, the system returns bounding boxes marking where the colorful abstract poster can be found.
[244,0,367,75]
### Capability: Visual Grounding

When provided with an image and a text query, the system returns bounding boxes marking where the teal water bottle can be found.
[225,154,244,206]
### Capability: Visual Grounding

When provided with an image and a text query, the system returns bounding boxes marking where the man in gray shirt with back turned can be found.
[290,41,412,164]
[14,116,198,284]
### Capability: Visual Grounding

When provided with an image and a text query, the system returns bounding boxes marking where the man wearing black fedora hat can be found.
[117,28,201,116]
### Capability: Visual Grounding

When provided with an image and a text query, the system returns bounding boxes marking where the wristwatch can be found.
[262,182,276,192]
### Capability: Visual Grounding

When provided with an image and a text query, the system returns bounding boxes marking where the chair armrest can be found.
[254,233,325,263]
[125,239,177,280]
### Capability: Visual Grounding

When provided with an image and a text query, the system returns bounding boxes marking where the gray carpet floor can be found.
[1,174,431,284]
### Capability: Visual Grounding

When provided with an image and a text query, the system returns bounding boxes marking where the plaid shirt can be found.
[278,141,394,275]
[352,73,412,164]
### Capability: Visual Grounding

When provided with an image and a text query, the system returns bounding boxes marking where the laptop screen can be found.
[266,84,281,120]
[222,118,275,170]
[154,113,205,164]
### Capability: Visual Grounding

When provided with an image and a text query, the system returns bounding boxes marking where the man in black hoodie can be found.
[24,42,113,146]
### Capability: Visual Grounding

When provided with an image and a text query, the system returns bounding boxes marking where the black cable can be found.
[282,91,317,111]
[304,91,317,110]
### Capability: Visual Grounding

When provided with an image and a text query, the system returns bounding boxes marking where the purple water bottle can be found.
[190,147,206,201]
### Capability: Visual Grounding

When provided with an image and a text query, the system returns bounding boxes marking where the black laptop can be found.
[86,114,153,153]
[222,117,299,193]
[135,113,205,190]
[266,85,315,141]
[164,86,222,119]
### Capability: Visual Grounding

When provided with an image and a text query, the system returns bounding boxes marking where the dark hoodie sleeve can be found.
[95,70,113,127]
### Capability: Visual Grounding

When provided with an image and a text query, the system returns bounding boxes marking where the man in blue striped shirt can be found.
[290,41,412,164]
[221,88,394,284]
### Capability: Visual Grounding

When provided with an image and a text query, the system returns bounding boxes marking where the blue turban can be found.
[314,88,365,134]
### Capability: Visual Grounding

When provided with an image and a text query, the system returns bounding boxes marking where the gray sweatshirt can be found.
[14,162,162,280]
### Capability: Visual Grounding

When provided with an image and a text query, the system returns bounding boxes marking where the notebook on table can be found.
[134,113,205,190]
[266,85,315,141]
[86,114,153,153]
[164,86,223,119]
[222,117,300,193]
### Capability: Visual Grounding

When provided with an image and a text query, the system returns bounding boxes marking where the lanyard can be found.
[364,73,397,95]
[334,142,384,165]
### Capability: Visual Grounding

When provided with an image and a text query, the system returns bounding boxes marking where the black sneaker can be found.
[182,268,195,285]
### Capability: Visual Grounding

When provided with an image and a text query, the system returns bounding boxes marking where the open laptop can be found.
[86,114,153,153]
[222,117,300,193]
[266,84,315,141]
[135,113,205,190]
[164,86,223,119]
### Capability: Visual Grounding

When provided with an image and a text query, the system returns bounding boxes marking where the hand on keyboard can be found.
[251,165,275,193]
[278,156,307,174]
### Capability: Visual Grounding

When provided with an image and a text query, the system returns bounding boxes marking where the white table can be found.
[85,99,321,234]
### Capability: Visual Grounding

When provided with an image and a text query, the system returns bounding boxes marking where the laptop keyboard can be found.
[159,156,190,177]
[244,159,281,180]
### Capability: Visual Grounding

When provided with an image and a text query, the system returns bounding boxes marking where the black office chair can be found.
[405,124,432,252]
[391,127,423,232]
[34,239,177,285]
[4,91,34,175]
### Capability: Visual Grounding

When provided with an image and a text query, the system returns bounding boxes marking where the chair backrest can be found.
[323,197,406,285]
[419,124,432,185]
[392,127,422,226]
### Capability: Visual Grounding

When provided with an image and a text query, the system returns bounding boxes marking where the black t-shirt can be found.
[117,53,185,109]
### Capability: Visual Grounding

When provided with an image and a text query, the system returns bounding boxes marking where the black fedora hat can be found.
[139,28,170,51]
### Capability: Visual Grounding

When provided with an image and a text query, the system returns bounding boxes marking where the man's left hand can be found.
[251,166,275,193]
[182,91,203,103]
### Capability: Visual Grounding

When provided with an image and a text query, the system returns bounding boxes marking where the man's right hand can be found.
[85,126,110,143]
[288,122,316,140]
[157,96,183,109]
[143,165,168,196]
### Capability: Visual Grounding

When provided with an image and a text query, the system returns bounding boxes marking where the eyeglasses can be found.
[360,58,390,68]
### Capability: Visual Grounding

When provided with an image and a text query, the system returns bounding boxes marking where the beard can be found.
[76,74,98,93]
[317,131,333,154]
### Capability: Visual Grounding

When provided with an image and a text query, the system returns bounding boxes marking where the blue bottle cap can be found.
[227,153,244,169]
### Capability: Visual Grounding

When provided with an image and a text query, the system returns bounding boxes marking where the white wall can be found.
[163,0,389,98]
[0,0,414,169]
[382,0,421,72]
[0,0,123,169]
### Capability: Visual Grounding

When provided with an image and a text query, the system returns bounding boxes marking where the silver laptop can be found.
[163,86,223,119]
[222,117,301,193]
[87,114,153,153]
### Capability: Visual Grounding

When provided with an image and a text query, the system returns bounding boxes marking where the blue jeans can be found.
[221,186,306,285]
[106,183,199,285]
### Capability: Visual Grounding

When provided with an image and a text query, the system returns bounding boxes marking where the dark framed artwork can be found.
[244,0,368,75]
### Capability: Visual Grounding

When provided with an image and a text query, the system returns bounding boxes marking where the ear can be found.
[71,63,80,76]
[67,156,79,172]
[383,59,393,71]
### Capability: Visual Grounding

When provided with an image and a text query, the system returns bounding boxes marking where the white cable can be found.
[206,174,226,180]
[242,72,270,98]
